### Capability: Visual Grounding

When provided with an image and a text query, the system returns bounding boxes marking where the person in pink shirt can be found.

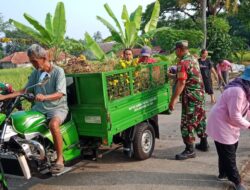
[206,66,250,190]
[216,59,233,86]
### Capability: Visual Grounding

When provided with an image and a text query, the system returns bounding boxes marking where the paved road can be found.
[6,90,250,190]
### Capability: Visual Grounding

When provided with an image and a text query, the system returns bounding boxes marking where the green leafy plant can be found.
[9,2,66,61]
[231,36,249,64]
[153,28,203,51]
[84,32,106,60]
[97,1,161,48]
[206,16,232,62]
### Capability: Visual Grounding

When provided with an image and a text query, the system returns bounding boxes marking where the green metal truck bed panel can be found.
[66,62,170,145]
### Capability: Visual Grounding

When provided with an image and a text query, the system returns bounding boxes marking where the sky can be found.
[1,0,156,40]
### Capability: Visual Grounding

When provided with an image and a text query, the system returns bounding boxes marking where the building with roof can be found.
[0,52,31,69]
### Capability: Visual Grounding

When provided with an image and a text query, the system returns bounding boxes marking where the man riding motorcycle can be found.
[0,44,68,174]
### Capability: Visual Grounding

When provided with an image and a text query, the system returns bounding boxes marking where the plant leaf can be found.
[23,13,52,42]
[9,19,49,46]
[130,6,142,30]
[103,3,125,41]
[45,13,53,36]
[125,21,137,48]
[84,32,106,60]
[121,5,130,23]
[96,16,123,44]
[144,0,160,33]
[53,2,66,44]
[103,36,113,42]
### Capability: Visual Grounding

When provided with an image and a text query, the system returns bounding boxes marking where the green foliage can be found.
[60,37,85,57]
[228,1,250,46]
[142,0,240,29]
[9,2,66,61]
[0,68,32,90]
[5,41,30,55]
[207,16,232,62]
[0,43,4,59]
[153,52,177,65]
[0,13,12,34]
[84,32,106,60]
[153,28,203,51]
[243,52,250,62]
[4,29,32,55]
[231,36,248,64]
[97,3,142,48]
[144,0,160,33]
[97,1,160,48]
[0,68,33,109]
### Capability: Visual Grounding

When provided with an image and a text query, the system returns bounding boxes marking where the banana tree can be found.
[9,2,66,62]
[97,0,160,49]
[138,0,163,47]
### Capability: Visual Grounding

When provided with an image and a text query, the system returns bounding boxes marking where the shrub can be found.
[207,16,232,63]
[153,28,203,51]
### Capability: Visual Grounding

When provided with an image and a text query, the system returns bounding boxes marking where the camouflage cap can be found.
[175,40,188,49]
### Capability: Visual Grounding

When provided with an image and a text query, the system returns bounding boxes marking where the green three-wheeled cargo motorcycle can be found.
[0,62,170,185]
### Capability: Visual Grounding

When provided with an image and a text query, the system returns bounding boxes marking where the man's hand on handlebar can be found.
[35,94,47,102]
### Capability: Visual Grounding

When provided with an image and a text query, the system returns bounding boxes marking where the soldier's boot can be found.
[175,143,196,160]
[195,137,209,152]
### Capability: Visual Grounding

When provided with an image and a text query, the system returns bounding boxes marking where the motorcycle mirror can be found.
[25,72,51,91]
[38,72,50,86]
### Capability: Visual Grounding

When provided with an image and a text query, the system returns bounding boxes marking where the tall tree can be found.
[93,31,103,43]
[202,0,207,48]
[142,0,240,27]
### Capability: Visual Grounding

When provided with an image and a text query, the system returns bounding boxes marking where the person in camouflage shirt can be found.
[169,40,209,160]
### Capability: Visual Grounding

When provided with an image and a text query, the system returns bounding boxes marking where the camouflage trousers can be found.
[180,95,207,144]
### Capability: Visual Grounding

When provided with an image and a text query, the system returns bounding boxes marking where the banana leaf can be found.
[45,13,53,36]
[104,3,125,41]
[121,5,130,23]
[125,22,137,48]
[53,2,66,44]
[9,19,49,46]
[130,6,142,30]
[103,36,113,42]
[85,32,106,61]
[144,0,160,33]
[24,13,52,42]
[96,16,124,44]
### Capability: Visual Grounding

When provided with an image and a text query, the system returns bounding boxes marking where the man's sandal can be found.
[50,163,64,174]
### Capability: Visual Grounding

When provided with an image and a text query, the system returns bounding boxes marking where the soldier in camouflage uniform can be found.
[169,40,209,160]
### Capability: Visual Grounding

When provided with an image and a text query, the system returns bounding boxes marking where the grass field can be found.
[0,67,33,90]
[0,67,33,109]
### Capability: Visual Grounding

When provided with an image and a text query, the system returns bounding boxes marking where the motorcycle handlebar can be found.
[20,93,35,102]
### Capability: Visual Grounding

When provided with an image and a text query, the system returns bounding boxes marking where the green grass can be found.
[0,67,33,90]
[0,67,33,109]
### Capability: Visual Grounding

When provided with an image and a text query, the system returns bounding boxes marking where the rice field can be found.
[0,67,33,90]
[0,67,33,109]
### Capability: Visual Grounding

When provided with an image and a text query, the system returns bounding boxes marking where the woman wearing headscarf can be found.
[206,66,250,190]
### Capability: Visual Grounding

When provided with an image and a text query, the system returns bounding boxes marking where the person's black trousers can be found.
[214,141,241,185]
